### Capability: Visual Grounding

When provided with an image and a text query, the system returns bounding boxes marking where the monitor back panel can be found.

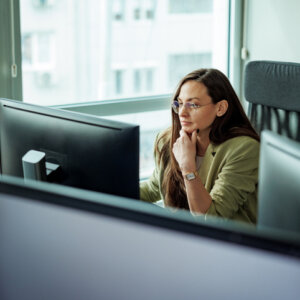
[0,99,139,199]
[258,131,300,233]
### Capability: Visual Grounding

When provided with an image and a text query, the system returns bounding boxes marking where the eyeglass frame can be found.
[172,100,213,114]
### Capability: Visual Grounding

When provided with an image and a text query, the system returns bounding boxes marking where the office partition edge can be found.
[0,175,300,259]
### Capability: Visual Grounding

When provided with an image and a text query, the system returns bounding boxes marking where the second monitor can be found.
[0,98,140,200]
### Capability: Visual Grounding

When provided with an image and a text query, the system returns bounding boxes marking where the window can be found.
[169,0,213,14]
[32,0,55,9]
[115,70,124,95]
[22,34,33,65]
[133,68,155,94]
[133,0,155,20]
[22,32,55,71]
[133,0,141,20]
[168,53,212,89]
[134,9,141,20]
[20,0,229,104]
[112,0,125,21]
[145,0,156,19]
[134,70,142,93]
[146,68,154,91]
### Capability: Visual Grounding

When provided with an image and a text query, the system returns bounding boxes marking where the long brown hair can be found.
[156,68,259,209]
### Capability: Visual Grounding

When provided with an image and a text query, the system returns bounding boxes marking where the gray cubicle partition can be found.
[1,176,300,300]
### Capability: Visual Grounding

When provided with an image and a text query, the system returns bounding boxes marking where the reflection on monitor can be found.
[258,130,300,233]
[0,98,139,199]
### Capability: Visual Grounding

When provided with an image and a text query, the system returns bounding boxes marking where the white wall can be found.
[245,0,300,63]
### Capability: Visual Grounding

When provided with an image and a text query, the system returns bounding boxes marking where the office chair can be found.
[244,60,300,141]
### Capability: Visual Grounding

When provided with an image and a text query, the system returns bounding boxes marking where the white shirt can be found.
[196,155,204,171]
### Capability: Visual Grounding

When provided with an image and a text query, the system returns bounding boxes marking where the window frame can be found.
[52,94,171,116]
[0,0,23,100]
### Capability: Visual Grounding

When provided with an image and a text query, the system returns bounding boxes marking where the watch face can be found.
[186,173,196,180]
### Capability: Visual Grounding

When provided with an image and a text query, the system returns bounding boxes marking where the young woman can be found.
[140,68,260,224]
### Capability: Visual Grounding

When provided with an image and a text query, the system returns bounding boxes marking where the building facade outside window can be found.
[20,0,228,105]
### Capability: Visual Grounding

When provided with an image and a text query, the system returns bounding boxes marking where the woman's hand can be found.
[172,129,198,173]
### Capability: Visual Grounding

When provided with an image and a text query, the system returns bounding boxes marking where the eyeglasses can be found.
[172,100,212,114]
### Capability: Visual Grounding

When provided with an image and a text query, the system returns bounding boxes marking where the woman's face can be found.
[177,80,219,135]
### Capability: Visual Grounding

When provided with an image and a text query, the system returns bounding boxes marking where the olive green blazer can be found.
[140,136,260,224]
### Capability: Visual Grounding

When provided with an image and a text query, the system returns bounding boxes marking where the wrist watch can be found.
[183,171,198,181]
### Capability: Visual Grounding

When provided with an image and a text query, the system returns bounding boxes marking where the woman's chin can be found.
[181,125,195,134]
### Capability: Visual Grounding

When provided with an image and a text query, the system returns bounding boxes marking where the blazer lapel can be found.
[199,143,217,190]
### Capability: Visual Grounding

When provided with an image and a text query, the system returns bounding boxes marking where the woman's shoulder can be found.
[214,135,260,157]
[223,135,260,147]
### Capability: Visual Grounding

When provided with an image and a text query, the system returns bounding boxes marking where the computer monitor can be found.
[1,175,300,300]
[258,130,300,233]
[0,98,139,199]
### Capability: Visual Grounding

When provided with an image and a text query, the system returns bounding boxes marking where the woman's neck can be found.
[196,131,210,156]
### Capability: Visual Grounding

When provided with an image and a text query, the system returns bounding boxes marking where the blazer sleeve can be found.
[206,138,259,218]
[139,133,165,203]
[139,166,161,203]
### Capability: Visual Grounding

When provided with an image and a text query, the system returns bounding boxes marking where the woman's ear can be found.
[216,100,228,117]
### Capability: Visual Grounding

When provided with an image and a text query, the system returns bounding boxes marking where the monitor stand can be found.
[22,150,61,182]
